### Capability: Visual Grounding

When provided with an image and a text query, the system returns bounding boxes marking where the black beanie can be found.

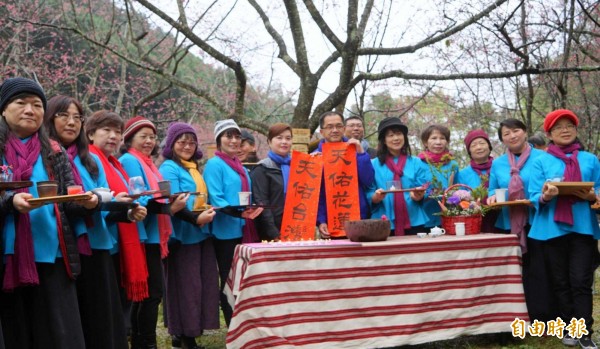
[0,77,47,113]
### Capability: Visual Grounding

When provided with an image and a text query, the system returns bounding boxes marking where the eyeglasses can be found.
[322,124,345,131]
[55,112,84,123]
[551,124,576,133]
[175,140,197,148]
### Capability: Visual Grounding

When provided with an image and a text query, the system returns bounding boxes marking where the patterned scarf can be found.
[180,159,208,211]
[127,148,172,259]
[507,144,531,253]
[215,151,258,243]
[385,155,410,236]
[546,143,582,225]
[90,145,148,301]
[267,150,291,194]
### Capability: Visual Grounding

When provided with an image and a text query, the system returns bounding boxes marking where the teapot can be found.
[429,226,446,237]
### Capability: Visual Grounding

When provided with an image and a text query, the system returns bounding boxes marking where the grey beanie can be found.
[214,119,241,141]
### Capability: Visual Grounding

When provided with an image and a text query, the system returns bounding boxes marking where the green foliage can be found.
[423,155,459,197]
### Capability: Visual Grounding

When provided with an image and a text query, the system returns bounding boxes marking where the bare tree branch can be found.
[357,0,510,55]
[302,0,344,50]
[246,0,300,75]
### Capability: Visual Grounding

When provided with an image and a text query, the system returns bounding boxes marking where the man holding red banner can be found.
[313,111,375,238]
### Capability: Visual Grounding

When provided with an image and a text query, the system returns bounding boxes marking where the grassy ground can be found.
[155,270,600,349]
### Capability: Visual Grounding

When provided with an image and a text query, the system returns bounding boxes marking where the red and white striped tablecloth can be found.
[224,234,529,349]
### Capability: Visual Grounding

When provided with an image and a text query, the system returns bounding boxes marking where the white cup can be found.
[238,191,252,205]
[454,222,466,236]
[417,232,427,238]
[495,188,508,203]
[94,187,113,202]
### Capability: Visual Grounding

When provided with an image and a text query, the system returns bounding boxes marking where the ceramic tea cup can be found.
[93,187,113,202]
[37,181,58,198]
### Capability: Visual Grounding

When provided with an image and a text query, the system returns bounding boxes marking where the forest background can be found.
[3,0,600,166]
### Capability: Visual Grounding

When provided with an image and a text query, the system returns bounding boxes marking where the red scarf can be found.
[127,148,172,258]
[418,150,453,165]
[546,143,582,225]
[65,144,92,256]
[507,144,531,253]
[385,155,410,236]
[215,151,258,243]
[89,145,149,301]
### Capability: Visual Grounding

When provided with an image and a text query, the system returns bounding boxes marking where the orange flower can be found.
[459,200,471,209]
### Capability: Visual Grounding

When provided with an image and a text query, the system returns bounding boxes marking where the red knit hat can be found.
[464,129,492,156]
[123,116,156,142]
[543,109,579,132]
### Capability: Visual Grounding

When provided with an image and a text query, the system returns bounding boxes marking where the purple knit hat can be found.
[162,122,203,160]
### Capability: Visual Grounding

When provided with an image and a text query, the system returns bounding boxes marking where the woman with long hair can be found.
[0,77,98,348]
[43,95,129,349]
[368,117,430,235]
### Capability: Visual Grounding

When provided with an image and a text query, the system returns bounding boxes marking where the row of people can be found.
[251,111,600,349]
[0,78,264,349]
[1,76,598,349]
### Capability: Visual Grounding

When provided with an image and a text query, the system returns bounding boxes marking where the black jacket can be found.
[250,158,285,240]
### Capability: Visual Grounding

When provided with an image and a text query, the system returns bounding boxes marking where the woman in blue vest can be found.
[368,117,430,235]
[455,129,498,232]
[119,116,188,349]
[487,118,557,325]
[528,110,600,348]
[159,122,219,349]
[418,124,459,228]
[44,95,129,349]
[0,77,98,348]
[204,119,262,326]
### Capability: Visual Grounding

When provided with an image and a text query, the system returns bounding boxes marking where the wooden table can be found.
[224,234,529,349]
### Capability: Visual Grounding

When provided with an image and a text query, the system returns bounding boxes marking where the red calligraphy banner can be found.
[280,151,324,241]
[323,142,360,237]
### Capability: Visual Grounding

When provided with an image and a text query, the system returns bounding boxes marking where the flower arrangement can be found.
[436,183,486,235]
[436,184,488,217]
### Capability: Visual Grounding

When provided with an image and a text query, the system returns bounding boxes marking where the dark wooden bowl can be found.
[344,219,390,242]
